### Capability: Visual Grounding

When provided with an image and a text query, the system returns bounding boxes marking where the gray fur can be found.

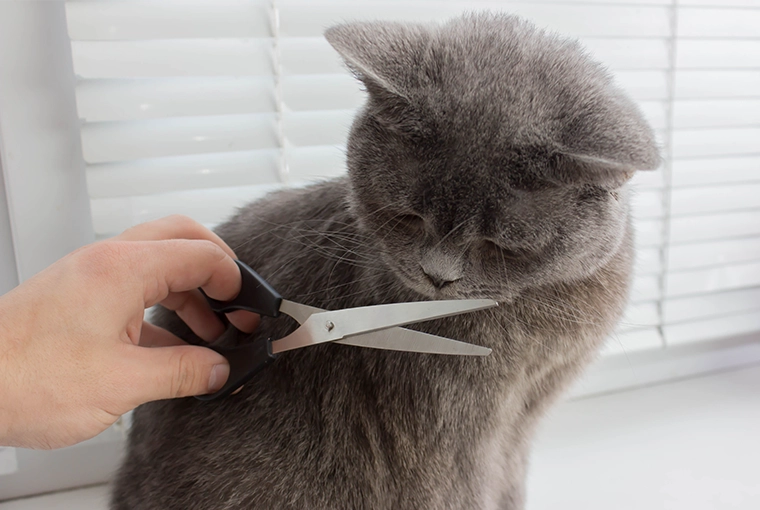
[112,13,657,509]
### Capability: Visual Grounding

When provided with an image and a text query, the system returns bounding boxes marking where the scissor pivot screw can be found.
[325,321,335,332]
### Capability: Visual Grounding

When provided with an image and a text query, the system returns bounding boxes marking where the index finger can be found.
[119,239,242,308]
[116,216,259,333]
[116,215,236,260]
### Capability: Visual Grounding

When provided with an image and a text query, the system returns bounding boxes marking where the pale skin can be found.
[0,216,259,450]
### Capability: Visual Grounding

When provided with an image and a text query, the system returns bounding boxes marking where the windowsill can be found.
[3,362,759,509]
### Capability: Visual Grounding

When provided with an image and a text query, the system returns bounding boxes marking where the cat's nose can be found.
[422,268,457,289]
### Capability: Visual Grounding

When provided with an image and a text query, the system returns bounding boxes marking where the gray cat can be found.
[112,13,658,509]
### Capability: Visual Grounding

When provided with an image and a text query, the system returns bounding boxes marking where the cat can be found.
[112,12,658,510]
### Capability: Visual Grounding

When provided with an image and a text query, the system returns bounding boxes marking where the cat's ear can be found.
[547,99,661,189]
[324,21,426,100]
[325,22,431,136]
[549,152,650,189]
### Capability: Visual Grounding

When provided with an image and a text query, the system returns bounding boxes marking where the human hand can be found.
[0,216,258,449]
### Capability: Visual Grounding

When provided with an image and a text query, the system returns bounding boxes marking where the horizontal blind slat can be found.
[670,211,760,243]
[631,167,666,189]
[671,182,760,216]
[66,0,272,40]
[282,75,364,111]
[667,260,760,297]
[90,184,283,235]
[664,287,760,324]
[669,236,760,271]
[678,7,760,38]
[672,156,760,187]
[631,189,665,219]
[278,2,671,38]
[635,219,664,247]
[636,248,663,276]
[672,128,760,158]
[86,150,281,199]
[673,99,760,129]
[602,328,663,356]
[675,70,760,99]
[283,110,355,147]
[637,101,668,130]
[81,115,279,163]
[583,39,671,70]
[677,40,760,68]
[76,78,277,122]
[71,40,274,78]
[665,310,760,346]
[287,145,347,181]
[680,0,760,6]
[618,302,660,331]
[631,275,660,303]
[615,70,669,100]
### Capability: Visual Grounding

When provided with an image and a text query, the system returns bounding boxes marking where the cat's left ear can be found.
[547,94,661,189]
[550,150,659,189]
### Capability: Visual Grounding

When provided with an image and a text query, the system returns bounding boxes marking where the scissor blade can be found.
[337,328,492,356]
[278,299,491,355]
[271,299,497,353]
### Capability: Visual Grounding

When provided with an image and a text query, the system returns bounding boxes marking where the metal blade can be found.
[337,327,492,356]
[271,299,497,354]
[278,299,319,325]
[278,299,491,355]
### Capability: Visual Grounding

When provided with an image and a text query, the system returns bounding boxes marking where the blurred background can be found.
[0,0,758,508]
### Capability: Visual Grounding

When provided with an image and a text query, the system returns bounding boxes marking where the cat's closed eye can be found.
[394,213,426,232]
[481,239,523,260]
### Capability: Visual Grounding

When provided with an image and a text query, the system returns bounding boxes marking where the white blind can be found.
[64,0,760,355]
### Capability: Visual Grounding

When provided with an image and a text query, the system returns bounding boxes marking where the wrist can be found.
[0,294,25,447]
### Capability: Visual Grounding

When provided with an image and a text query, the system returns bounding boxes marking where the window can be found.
[64,0,760,361]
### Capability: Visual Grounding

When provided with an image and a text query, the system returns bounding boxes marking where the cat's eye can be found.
[395,213,425,231]
[482,240,521,260]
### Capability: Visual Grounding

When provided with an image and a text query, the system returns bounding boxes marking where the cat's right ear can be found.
[325,21,425,99]
[325,22,429,135]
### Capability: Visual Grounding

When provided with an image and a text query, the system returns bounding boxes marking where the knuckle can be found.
[170,351,202,398]
[196,239,228,263]
[168,214,202,233]
[75,242,130,279]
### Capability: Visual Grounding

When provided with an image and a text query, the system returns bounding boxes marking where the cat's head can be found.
[326,13,659,301]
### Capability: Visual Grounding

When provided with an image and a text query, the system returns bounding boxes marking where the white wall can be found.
[0,157,18,294]
[0,0,93,283]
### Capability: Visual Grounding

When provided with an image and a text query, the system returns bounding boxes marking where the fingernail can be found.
[208,363,230,392]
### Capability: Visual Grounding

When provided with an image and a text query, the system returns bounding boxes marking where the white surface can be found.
[528,363,760,510]
[0,156,19,294]
[0,486,108,510]
[0,450,17,477]
[0,0,93,282]
[3,364,760,509]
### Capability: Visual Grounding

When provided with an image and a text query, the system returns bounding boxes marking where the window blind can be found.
[64,0,760,356]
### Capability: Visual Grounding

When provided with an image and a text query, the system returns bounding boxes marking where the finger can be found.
[116,215,237,260]
[138,322,188,347]
[226,310,260,334]
[120,239,242,308]
[161,289,225,341]
[122,344,230,403]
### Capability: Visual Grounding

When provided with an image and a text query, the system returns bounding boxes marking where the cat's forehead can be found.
[419,19,609,141]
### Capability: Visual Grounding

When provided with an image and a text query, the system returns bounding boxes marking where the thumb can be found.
[125,344,230,403]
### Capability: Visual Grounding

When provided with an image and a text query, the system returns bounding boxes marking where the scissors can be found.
[197,260,497,400]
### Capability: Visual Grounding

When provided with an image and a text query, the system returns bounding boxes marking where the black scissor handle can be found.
[195,339,277,401]
[204,260,282,317]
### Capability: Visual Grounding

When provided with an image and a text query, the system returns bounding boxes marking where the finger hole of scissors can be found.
[226,310,260,333]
